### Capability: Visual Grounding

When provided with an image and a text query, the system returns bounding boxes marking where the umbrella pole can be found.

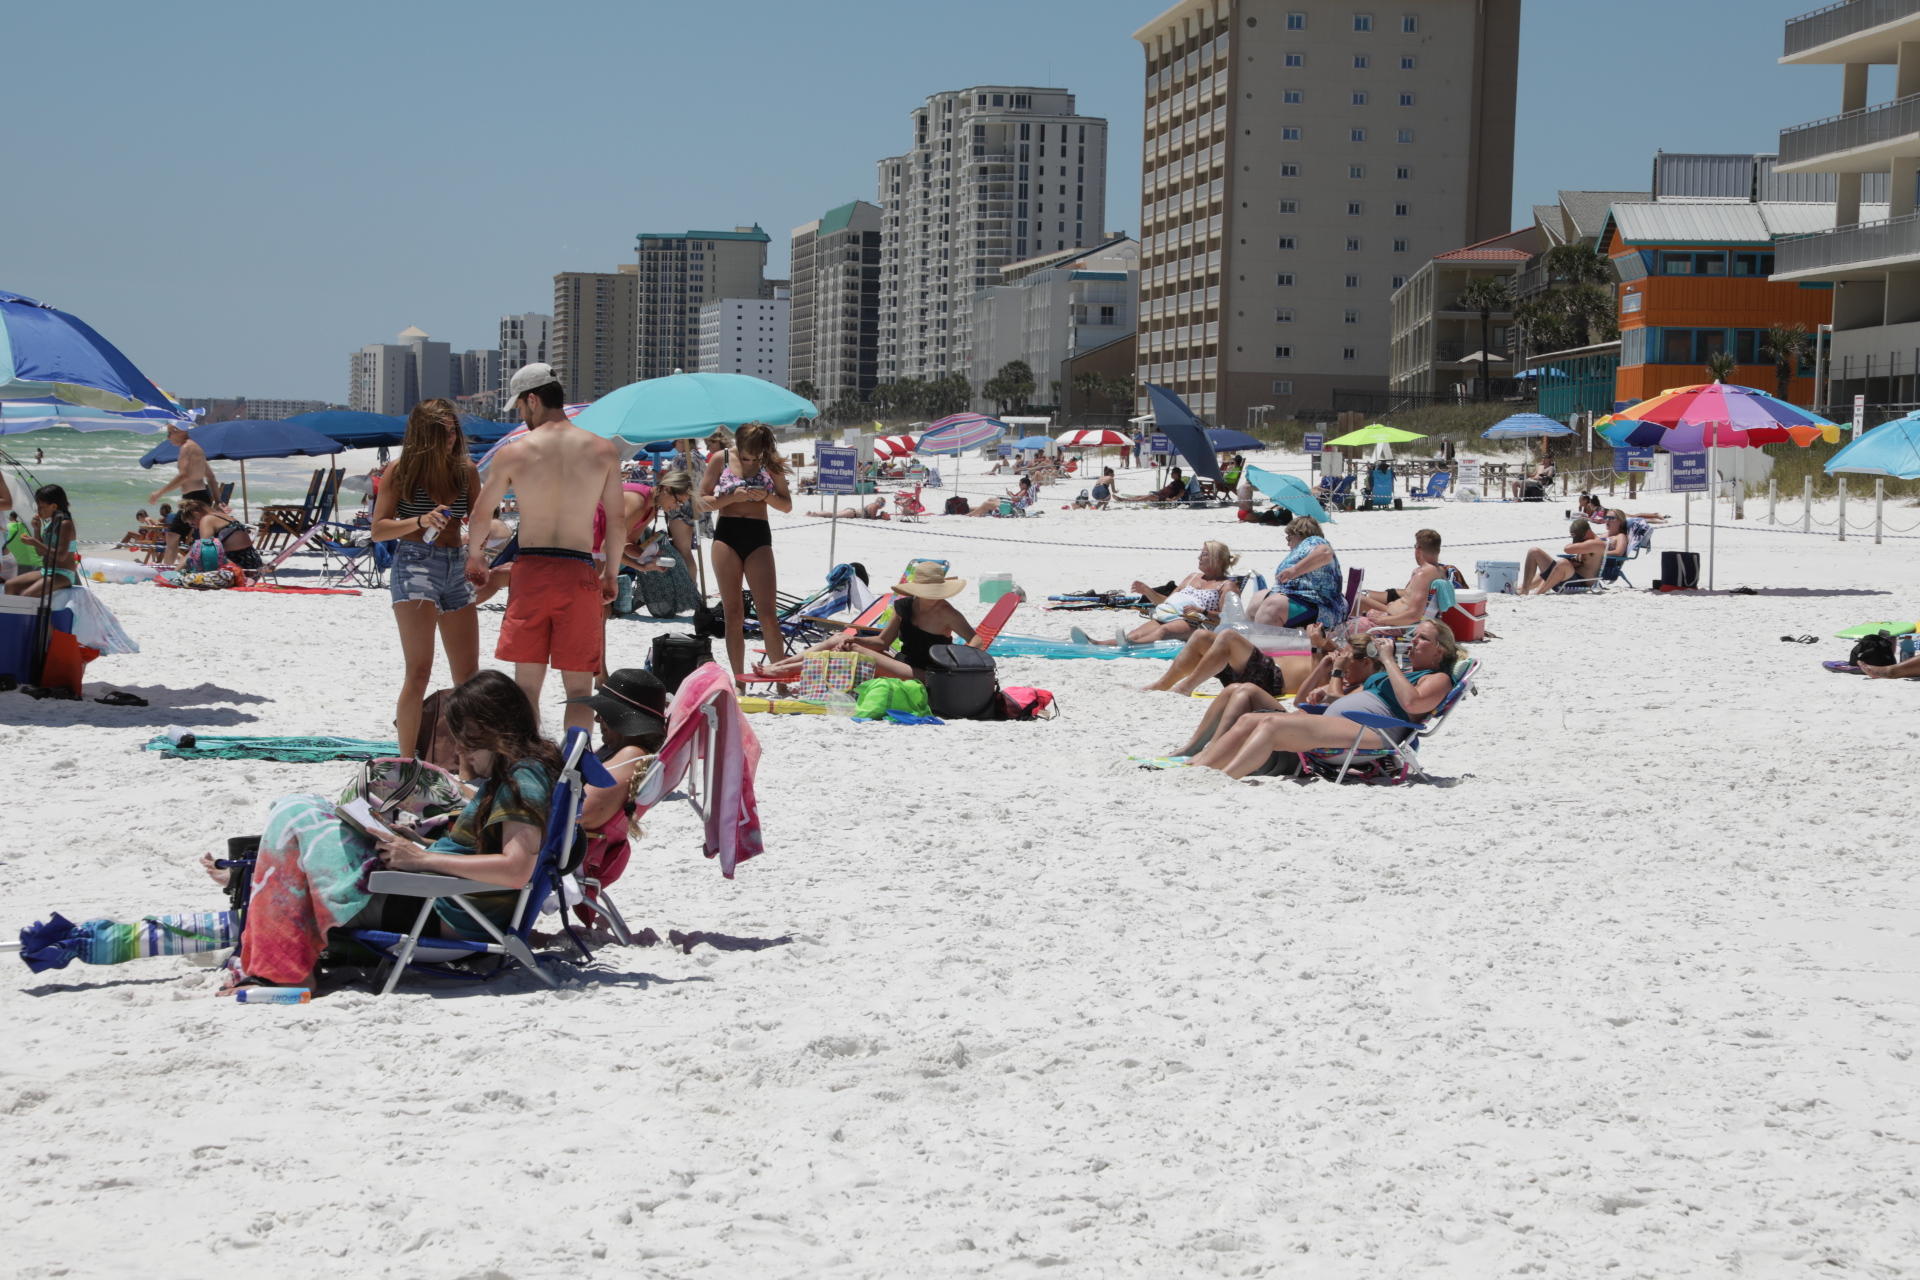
[1707,443,1716,591]
[241,460,251,524]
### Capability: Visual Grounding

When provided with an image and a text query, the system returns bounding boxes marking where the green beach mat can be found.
[1834,621,1917,639]
[143,734,399,763]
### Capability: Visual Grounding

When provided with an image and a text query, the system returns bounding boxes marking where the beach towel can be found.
[144,734,399,763]
[852,676,932,719]
[238,794,378,985]
[668,664,764,878]
[18,910,241,973]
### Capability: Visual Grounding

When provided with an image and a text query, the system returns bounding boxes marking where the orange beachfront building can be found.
[1599,202,1836,405]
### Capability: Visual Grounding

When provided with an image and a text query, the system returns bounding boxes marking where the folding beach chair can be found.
[253,522,329,585]
[314,523,388,589]
[258,469,340,550]
[1557,556,1627,595]
[894,484,927,522]
[1296,657,1479,784]
[1320,474,1356,511]
[1409,471,1451,501]
[355,727,616,995]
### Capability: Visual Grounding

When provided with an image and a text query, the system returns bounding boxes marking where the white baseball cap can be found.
[503,362,561,407]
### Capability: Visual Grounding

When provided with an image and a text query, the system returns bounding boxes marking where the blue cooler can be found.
[0,597,74,684]
[1475,560,1522,595]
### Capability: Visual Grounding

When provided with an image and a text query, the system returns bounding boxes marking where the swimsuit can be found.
[496,547,603,673]
[209,517,263,571]
[713,453,776,558]
[34,516,79,586]
[893,596,952,673]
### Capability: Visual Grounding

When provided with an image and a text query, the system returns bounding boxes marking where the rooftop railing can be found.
[1776,209,1920,273]
[1780,90,1920,163]
[1785,0,1920,57]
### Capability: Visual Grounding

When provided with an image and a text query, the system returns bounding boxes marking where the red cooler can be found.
[1442,588,1487,642]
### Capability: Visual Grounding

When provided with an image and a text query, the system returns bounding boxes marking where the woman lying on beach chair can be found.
[205,671,558,994]
[1071,540,1242,648]
[1182,619,1463,779]
[1143,633,1382,766]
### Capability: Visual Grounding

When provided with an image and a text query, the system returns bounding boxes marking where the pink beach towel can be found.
[665,663,764,878]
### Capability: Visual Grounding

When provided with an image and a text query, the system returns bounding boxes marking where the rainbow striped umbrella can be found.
[1597,382,1840,451]
[916,413,1007,455]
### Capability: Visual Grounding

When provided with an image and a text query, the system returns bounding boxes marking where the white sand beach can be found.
[3,461,1917,1276]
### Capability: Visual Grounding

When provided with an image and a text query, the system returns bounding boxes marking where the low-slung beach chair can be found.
[258,469,342,550]
[1409,471,1451,501]
[356,727,614,994]
[315,523,388,589]
[253,522,329,585]
[1296,657,1479,784]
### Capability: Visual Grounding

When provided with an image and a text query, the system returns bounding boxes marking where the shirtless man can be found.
[148,422,222,566]
[1357,528,1463,627]
[466,363,623,733]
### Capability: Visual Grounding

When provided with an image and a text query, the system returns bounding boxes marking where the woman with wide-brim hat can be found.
[754,559,983,682]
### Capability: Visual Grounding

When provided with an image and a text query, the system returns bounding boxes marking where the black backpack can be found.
[1850,631,1898,669]
[649,633,713,694]
[921,643,999,719]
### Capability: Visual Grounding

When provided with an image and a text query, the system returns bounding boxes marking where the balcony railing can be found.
[1785,0,1920,57]
[1781,91,1920,163]
[1777,209,1920,272]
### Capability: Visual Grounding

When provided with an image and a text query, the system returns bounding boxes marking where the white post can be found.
[1875,478,1885,545]
[1768,478,1777,525]
[1803,476,1813,534]
[1837,476,1847,542]
[1684,493,1692,553]
[1707,444,1717,590]
[827,511,838,574]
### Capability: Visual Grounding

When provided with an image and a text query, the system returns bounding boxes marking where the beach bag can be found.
[649,632,712,693]
[996,687,1057,721]
[181,537,226,575]
[1850,631,1898,669]
[944,496,971,515]
[797,651,875,703]
[921,643,999,720]
[337,758,465,841]
[1659,550,1700,590]
[634,558,702,619]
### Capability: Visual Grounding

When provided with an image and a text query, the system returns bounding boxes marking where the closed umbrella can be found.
[1244,465,1333,524]
[1825,411,1920,479]
[0,290,177,413]
[140,419,343,522]
[572,371,817,443]
[1143,383,1221,484]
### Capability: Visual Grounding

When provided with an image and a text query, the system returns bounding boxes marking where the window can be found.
[1347,237,1363,251]
[1400,55,1417,69]
[1346,273,1362,287]
[1352,91,1368,105]
[1399,92,1415,106]
[1396,165,1412,179]
[1284,89,1303,103]
[1348,201,1364,215]
[1285,51,1305,66]
[1275,345,1294,358]
[1343,347,1358,360]
[1344,309,1360,324]
[991,93,1004,105]
[1282,126,1303,140]
[1277,273,1296,286]
[1278,235,1297,249]
[1281,162,1301,177]
[1392,274,1407,288]
[1353,54,1370,68]
[1397,128,1415,143]
[1272,379,1294,395]
[1403,14,1418,32]
[1287,10,1306,28]
[1350,164,1367,178]
[1351,127,1367,142]
[1662,251,1728,276]
[1733,251,1776,276]
[1355,14,1374,31]
[1275,307,1295,322]
[1394,202,1410,216]
[1279,199,1299,214]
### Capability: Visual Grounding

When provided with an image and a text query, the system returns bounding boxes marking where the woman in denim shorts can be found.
[370,398,482,755]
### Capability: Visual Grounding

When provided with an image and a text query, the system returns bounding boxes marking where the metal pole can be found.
[1875,478,1885,545]
[1768,478,1777,525]
[827,511,838,573]
[1707,444,1717,590]
[1684,493,1692,553]
[1803,476,1813,535]
[1838,477,1847,542]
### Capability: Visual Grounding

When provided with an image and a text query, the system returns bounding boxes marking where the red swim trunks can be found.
[497,549,604,673]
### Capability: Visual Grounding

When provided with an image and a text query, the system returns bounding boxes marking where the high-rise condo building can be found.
[552,269,639,402]
[500,313,551,374]
[877,87,1109,383]
[634,226,774,380]
[789,200,883,407]
[1131,0,1520,426]
[452,349,502,404]
[347,325,450,414]
[971,236,1141,405]
[698,293,791,385]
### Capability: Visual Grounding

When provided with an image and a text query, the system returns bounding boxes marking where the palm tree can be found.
[1458,276,1513,402]
[791,378,820,406]
[1704,351,1738,384]
[1760,323,1814,403]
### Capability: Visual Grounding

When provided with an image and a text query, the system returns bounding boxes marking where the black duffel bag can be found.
[649,633,713,694]
[1659,550,1700,590]
[922,643,1000,720]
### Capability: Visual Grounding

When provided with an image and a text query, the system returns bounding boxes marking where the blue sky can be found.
[13,0,1851,400]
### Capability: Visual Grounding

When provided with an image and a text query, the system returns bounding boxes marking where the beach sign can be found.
[1303,432,1324,455]
[1148,434,1172,457]
[1670,452,1708,493]
[817,445,858,495]
[1613,445,1653,473]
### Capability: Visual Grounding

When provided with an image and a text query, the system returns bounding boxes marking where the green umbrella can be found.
[1325,423,1426,447]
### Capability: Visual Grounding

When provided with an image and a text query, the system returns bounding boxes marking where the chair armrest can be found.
[1339,711,1417,733]
[367,869,503,898]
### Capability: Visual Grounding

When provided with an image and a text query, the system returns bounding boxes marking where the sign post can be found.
[1670,451,1708,568]
[816,444,858,572]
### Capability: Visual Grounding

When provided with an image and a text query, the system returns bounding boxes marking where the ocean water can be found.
[0,427,378,552]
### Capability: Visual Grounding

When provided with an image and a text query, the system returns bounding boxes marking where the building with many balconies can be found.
[1773,0,1920,411]
[789,201,882,408]
[1389,227,1540,400]
[634,226,775,381]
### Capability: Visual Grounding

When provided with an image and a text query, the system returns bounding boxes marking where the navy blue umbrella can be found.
[1205,428,1266,451]
[282,409,406,449]
[1144,383,1222,484]
[139,419,343,521]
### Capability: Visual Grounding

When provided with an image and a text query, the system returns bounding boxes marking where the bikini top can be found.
[715,452,774,495]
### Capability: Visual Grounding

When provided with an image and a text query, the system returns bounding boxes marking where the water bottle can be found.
[164,725,198,750]
[1393,633,1413,672]
[235,987,310,1004]
[1900,635,1916,663]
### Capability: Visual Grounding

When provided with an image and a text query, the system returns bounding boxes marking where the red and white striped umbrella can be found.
[1057,428,1130,448]
[874,433,917,458]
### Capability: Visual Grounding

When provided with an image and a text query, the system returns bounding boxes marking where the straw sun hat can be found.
[893,561,967,599]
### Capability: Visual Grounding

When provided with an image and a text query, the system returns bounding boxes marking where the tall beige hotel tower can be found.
[1132,0,1519,425]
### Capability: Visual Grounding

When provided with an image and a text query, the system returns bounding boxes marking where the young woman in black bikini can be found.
[700,421,793,680]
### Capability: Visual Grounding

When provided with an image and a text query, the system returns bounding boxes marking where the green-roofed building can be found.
[633,224,776,379]
[790,201,883,407]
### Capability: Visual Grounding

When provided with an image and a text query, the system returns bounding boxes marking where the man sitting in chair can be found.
[1357,528,1466,627]
[1114,466,1187,504]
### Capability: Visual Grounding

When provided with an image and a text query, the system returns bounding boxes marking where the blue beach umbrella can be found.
[1244,465,1334,524]
[283,409,407,450]
[0,401,184,435]
[0,290,177,413]
[572,372,817,443]
[1011,434,1054,450]
[1825,412,1920,480]
[1512,368,1567,380]
[1205,427,1266,451]
[139,419,343,521]
[1482,412,1574,440]
[1143,383,1222,483]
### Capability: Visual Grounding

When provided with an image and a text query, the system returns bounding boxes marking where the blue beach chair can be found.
[1296,658,1479,784]
[1409,471,1451,501]
[354,727,616,995]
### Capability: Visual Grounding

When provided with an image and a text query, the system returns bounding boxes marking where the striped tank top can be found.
[395,484,470,521]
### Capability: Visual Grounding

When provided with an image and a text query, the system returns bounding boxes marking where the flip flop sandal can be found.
[94,690,149,706]
[1779,635,1818,645]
